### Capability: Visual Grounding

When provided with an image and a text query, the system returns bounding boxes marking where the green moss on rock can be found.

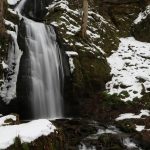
[116,120,136,133]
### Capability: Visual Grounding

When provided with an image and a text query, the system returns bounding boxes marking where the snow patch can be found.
[116,110,150,121]
[136,125,145,132]
[66,51,78,73]
[66,51,78,57]
[1,61,8,69]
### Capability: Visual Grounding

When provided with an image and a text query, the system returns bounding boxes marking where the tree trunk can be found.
[81,0,88,38]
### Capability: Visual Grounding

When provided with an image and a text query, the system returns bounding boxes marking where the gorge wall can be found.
[0,0,150,119]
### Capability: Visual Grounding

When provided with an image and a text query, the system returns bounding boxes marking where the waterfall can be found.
[25,18,64,119]
[15,0,27,13]
[16,0,64,119]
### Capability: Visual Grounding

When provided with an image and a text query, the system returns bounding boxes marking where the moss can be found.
[22,143,30,150]
[131,93,150,110]
[101,92,126,110]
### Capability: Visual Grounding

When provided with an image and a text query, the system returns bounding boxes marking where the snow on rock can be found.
[136,125,145,132]
[1,61,8,69]
[66,51,78,57]
[8,8,17,15]
[0,115,17,126]
[106,37,150,101]
[0,119,56,149]
[4,19,16,29]
[66,51,78,73]
[123,138,139,149]
[47,0,107,55]
[116,110,150,121]
[7,0,20,5]
[0,30,22,104]
[134,5,150,24]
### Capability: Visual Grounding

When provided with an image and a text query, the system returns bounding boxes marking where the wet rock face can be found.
[17,20,32,119]
[22,0,53,20]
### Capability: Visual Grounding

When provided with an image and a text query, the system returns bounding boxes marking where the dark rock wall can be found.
[16,19,33,119]
[21,0,53,20]
[96,0,143,37]
[132,5,150,42]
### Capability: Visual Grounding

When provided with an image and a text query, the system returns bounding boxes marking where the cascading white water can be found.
[25,18,64,119]
[15,0,27,13]
[15,0,64,119]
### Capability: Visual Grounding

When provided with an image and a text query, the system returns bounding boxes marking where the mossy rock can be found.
[4,114,20,125]
[116,120,136,133]
[99,92,126,110]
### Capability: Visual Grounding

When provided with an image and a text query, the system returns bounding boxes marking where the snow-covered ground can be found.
[115,110,150,121]
[0,115,56,149]
[106,37,150,101]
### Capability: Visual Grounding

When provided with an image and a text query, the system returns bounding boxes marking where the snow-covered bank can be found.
[0,118,56,149]
[116,110,150,121]
[106,37,150,101]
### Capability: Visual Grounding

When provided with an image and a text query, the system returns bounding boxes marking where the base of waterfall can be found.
[0,115,56,149]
